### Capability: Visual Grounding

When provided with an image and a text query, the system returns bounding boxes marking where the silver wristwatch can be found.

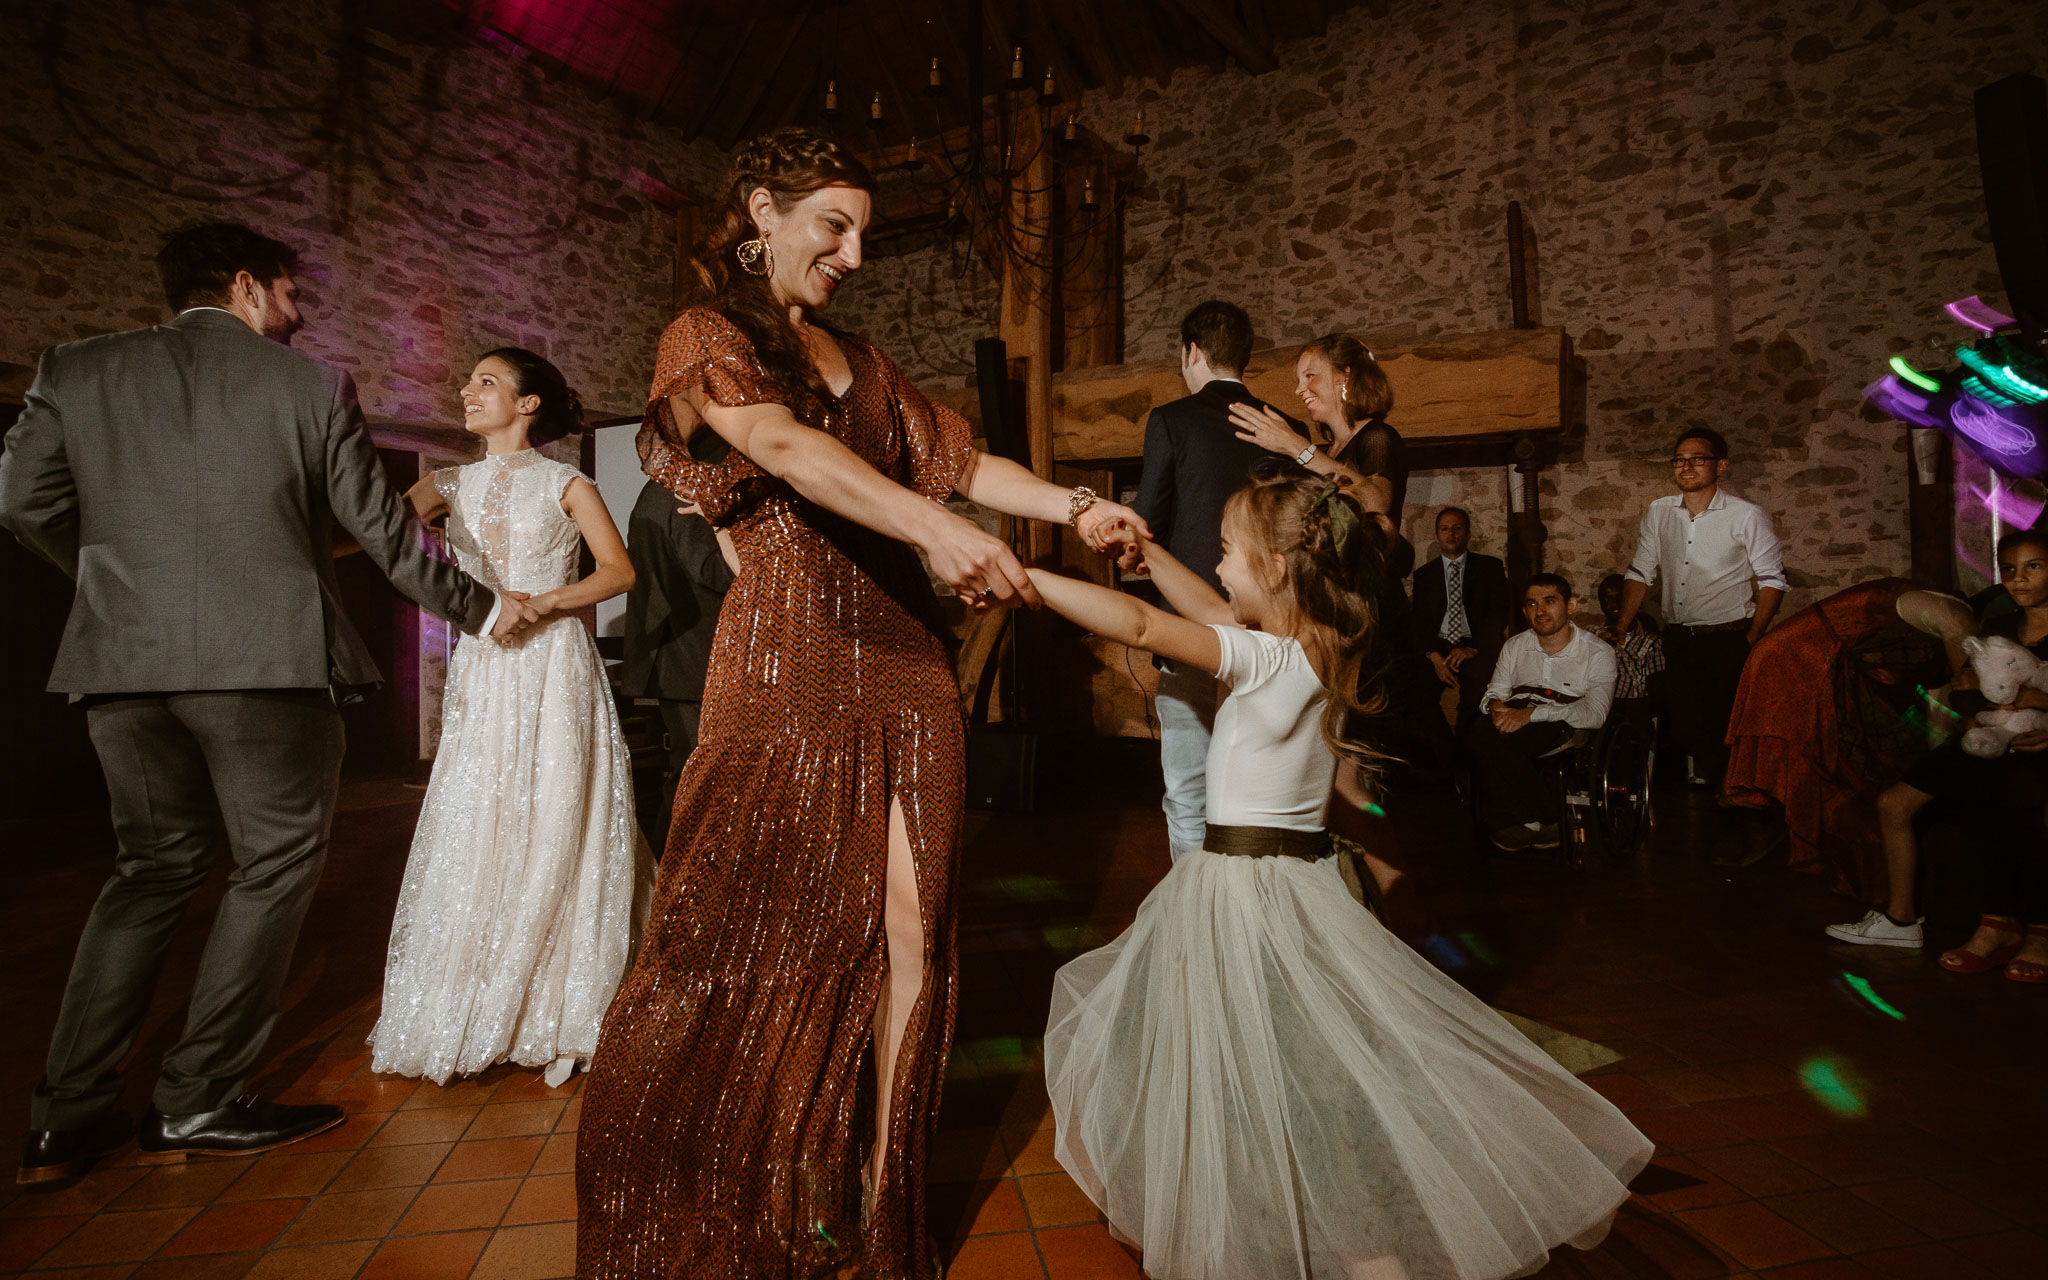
[1294,443,1317,466]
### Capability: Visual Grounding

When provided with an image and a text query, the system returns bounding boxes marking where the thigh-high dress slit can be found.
[576,309,971,1280]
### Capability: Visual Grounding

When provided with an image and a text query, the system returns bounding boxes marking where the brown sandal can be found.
[2005,924,2048,984]
[1938,915,2025,974]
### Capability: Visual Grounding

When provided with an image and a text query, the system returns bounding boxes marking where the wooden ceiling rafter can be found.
[1006,0,1092,101]
[1166,0,1278,73]
[1053,0,1127,100]
[684,17,760,138]
[1109,4,1178,85]
[483,2,1385,146]
[719,10,815,145]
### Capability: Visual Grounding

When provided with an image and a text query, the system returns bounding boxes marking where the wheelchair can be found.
[1539,712,1659,867]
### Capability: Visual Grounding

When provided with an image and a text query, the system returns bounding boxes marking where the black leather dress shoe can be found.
[17,1111,131,1186]
[137,1094,344,1163]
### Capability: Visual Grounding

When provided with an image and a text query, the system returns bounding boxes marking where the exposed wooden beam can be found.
[1012,0,1090,104]
[861,11,924,139]
[922,0,980,117]
[716,12,811,146]
[1166,0,1278,73]
[1239,0,1273,58]
[684,18,758,139]
[1053,0,1127,98]
[1111,1,1177,85]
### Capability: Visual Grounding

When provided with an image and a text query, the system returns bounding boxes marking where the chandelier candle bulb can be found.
[1010,46,1025,85]
[1082,177,1097,208]
[1042,68,1057,101]
[927,58,942,94]
[1064,112,1079,143]
[823,80,839,116]
[869,91,884,124]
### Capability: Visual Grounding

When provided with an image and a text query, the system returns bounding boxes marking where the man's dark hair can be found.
[1179,300,1254,375]
[1525,572,1572,602]
[156,221,300,312]
[1598,572,1626,595]
[1436,505,1470,527]
[1672,426,1729,460]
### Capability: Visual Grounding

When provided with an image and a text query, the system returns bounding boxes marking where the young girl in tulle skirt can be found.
[1028,462,1652,1280]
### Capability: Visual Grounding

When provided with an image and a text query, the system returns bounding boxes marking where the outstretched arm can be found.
[1120,535,1235,627]
[1024,567,1223,676]
[955,450,1149,550]
[684,389,1041,610]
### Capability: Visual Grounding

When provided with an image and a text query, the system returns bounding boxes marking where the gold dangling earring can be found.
[736,236,774,277]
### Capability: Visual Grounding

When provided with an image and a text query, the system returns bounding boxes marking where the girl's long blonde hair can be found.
[1223,460,1392,770]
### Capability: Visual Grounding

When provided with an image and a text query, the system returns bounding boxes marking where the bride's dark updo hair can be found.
[685,126,878,407]
[480,347,584,446]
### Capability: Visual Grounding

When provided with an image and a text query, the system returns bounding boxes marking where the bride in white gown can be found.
[369,348,651,1088]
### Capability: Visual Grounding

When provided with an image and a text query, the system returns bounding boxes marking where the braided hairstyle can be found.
[1301,332,1394,436]
[685,126,878,407]
[479,347,584,447]
[1224,459,1393,769]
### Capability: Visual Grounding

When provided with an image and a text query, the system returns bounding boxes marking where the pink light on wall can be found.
[457,0,694,106]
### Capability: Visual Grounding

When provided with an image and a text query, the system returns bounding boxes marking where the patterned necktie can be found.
[1443,558,1466,642]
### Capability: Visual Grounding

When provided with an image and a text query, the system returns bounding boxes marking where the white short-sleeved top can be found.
[1204,626,1335,831]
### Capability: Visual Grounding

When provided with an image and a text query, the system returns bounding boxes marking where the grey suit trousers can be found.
[31,690,345,1129]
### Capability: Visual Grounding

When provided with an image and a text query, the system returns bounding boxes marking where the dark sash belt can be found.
[1204,824,1334,862]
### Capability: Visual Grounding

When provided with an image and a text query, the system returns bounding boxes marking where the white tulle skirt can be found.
[1045,849,1652,1280]
[369,616,651,1084]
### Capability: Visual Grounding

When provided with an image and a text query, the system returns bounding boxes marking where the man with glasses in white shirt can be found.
[1613,427,1787,787]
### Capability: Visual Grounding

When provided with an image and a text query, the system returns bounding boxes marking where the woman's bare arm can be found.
[678,389,1039,609]
[527,477,635,615]
[1023,566,1223,675]
[955,450,1149,550]
[1226,402,1384,509]
[403,473,450,524]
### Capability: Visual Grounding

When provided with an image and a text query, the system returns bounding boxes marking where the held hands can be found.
[1427,652,1457,690]
[1073,500,1150,554]
[489,589,554,640]
[1228,402,1311,459]
[1445,645,1478,674]
[918,508,1041,614]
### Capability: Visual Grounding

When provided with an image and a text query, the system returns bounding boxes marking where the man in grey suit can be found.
[0,222,539,1184]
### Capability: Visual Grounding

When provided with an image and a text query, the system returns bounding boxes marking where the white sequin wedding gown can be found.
[370,450,650,1085]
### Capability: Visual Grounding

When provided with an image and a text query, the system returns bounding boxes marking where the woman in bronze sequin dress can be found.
[575,130,1143,1279]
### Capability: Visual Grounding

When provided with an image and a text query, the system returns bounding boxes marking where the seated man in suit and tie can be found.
[1129,299,1308,862]
[1409,506,1511,733]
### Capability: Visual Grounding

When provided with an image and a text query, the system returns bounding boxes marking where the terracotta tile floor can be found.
[3,739,2045,1278]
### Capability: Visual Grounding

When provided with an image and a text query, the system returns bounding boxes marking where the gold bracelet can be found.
[1066,485,1099,526]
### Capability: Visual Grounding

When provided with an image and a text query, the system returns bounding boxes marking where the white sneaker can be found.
[1824,910,1924,949]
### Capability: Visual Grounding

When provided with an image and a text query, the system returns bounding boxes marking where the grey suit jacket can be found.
[0,309,492,695]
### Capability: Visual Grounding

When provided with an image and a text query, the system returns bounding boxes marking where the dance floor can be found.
[2,738,2044,1279]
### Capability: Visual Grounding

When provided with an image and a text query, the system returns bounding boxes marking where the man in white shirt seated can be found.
[1612,426,1787,785]
[1465,574,1617,852]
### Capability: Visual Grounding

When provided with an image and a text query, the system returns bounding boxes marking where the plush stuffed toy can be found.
[1959,635,2048,757]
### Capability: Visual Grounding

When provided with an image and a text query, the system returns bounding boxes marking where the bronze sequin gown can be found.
[576,309,971,1279]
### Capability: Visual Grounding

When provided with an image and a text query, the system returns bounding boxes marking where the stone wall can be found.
[836,0,2043,622]
[0,0,725,423]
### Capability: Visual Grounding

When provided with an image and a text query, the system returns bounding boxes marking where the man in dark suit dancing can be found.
[0,222,538,1184]
[619,479,735,849]
[1130,300,1307,861]
[1409,506,1511,733]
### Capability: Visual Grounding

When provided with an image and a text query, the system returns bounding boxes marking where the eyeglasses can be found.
[1669,455,1720,469]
